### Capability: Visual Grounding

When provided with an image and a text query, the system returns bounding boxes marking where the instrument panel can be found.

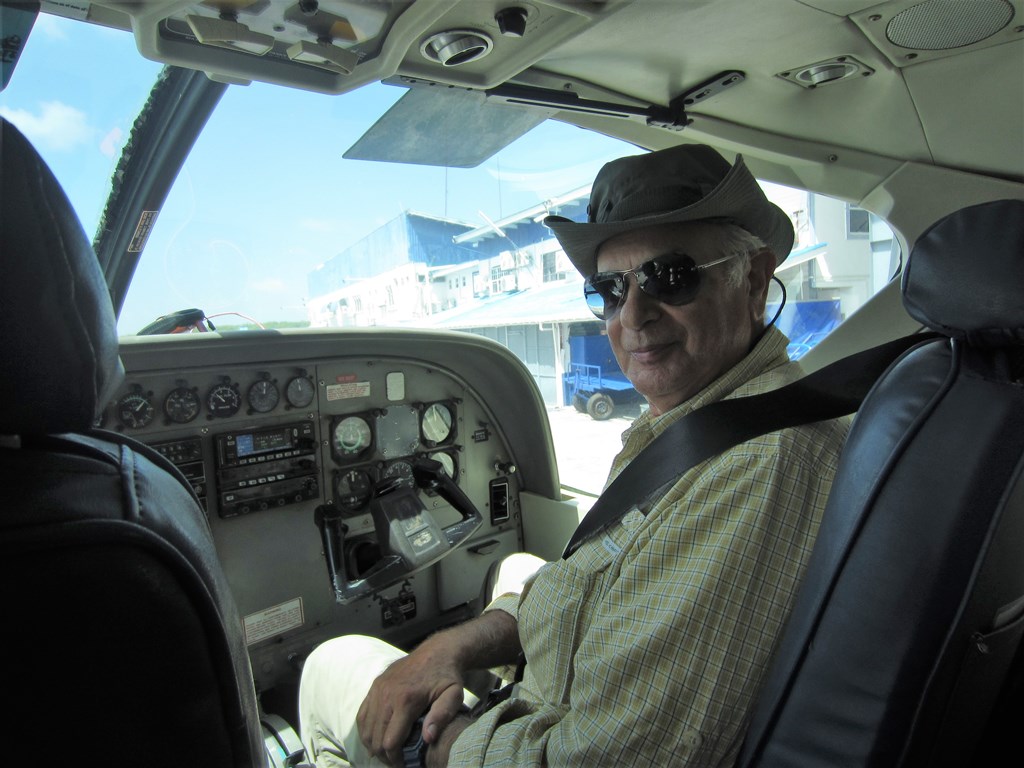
[102,362,506,525]
[109,371,313,426]
[108,330,552,693]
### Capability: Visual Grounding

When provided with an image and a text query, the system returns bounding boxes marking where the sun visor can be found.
[343,85,551,169]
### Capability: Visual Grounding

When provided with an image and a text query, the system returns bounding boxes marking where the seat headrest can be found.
[0,118,124,435]
[902,199,1024,346]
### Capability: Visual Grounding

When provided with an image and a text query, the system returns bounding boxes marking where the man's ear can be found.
[748,248,777,306]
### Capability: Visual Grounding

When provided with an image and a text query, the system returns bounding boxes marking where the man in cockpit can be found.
[299,144,851,767]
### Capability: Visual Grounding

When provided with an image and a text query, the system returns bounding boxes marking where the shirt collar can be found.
[622,326,793,444]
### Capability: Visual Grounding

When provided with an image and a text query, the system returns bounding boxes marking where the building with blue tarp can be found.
[305,190,888,407]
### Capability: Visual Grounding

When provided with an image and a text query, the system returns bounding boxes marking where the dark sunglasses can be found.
[583,252,739,320]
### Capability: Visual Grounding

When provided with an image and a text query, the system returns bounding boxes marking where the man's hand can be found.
[424,714,473,768]
[357,640,465,765]
[356,609,521,766]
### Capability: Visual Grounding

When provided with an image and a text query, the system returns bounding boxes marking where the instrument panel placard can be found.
[243,597,304,646]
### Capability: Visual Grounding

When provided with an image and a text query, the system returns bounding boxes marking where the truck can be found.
[563,334,645,420]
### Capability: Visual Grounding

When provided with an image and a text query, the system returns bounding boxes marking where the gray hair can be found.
[714,224,767,287]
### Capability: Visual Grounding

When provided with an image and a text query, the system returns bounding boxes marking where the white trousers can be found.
[299,634,439,767]
[298,553,544,767]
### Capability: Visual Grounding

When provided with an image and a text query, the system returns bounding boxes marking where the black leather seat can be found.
[739,199,1024,766]
[0,118,265,766]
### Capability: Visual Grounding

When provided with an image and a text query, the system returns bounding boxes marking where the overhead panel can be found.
[73,0,634,95]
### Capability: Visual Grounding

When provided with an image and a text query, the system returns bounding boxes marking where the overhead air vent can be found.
[420,29,494,67]
[886,0,1014,49]
[777,56,874,89]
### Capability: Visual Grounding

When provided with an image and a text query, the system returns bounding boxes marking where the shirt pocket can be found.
[519,513,640,704]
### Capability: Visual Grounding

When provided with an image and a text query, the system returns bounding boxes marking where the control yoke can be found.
[316,457,483,604]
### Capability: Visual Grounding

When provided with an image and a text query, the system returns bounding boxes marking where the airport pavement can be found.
[543,405,641,497]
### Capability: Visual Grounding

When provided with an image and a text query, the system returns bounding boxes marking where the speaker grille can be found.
[886,0,1014,50]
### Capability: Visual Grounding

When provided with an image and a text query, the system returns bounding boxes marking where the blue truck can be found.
[562,334,644,420]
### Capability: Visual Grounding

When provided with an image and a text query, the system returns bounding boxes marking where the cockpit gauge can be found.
[430,450,457,479]
[117,389,155,429]
[335,468,374,513]
[164,386,200,424]
[206,380,241,418]
[376,405,420,459]
[382,459,415,489]
[247,378,280,414]
[421,402,454,445]
[286,375,315,408]
[333,415,372,459]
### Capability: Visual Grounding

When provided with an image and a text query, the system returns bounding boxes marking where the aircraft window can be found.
[0,15,159,237]
[846,203,872,238]
[0,11,897,499]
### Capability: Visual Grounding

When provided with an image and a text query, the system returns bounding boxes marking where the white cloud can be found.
[0,101,92,152]
[99,126,124,158]
[487,159,608,198]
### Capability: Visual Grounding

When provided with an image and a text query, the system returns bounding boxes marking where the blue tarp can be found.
[768,299,842,360]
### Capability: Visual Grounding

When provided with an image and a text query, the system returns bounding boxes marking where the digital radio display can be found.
[236,427,292,457]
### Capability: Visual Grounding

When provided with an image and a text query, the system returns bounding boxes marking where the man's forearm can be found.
[423,606,521,673]
[417,609,521,767]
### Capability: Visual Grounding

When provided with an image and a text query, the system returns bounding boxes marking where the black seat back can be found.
[740,199,1024,767]
[0,118,265,766]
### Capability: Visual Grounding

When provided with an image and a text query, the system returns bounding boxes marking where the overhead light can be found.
[186,15,275,56]
[777,56,874,89]
[287,40,359,74]
[420,29,493,67]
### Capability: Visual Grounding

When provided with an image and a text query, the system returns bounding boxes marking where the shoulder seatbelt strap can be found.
[562,332,939,559]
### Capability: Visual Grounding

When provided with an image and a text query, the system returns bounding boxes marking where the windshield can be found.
[0,13,161,238]
[1,11,897,495]
[119,78,632,334]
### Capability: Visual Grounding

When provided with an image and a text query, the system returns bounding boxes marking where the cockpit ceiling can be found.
[61,0,1024,181]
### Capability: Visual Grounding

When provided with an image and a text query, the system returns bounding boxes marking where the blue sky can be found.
[2,13,636,332]
[2,11,804,334]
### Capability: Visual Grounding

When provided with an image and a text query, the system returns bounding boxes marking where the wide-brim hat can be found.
[544,144,795,277]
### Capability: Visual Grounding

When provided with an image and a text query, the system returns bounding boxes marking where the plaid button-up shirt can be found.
[451,327,850,767]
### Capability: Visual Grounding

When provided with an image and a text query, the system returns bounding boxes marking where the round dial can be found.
[432,451,456,478]
[247,379,280,413]
[286,376,315,408]
[117,391,154,429]
[335,468,374,512]
[421,402,453,444]
[164,386,200,424]
[333,416,372,458]
[206,382,241,418]
[382,459,414,488]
